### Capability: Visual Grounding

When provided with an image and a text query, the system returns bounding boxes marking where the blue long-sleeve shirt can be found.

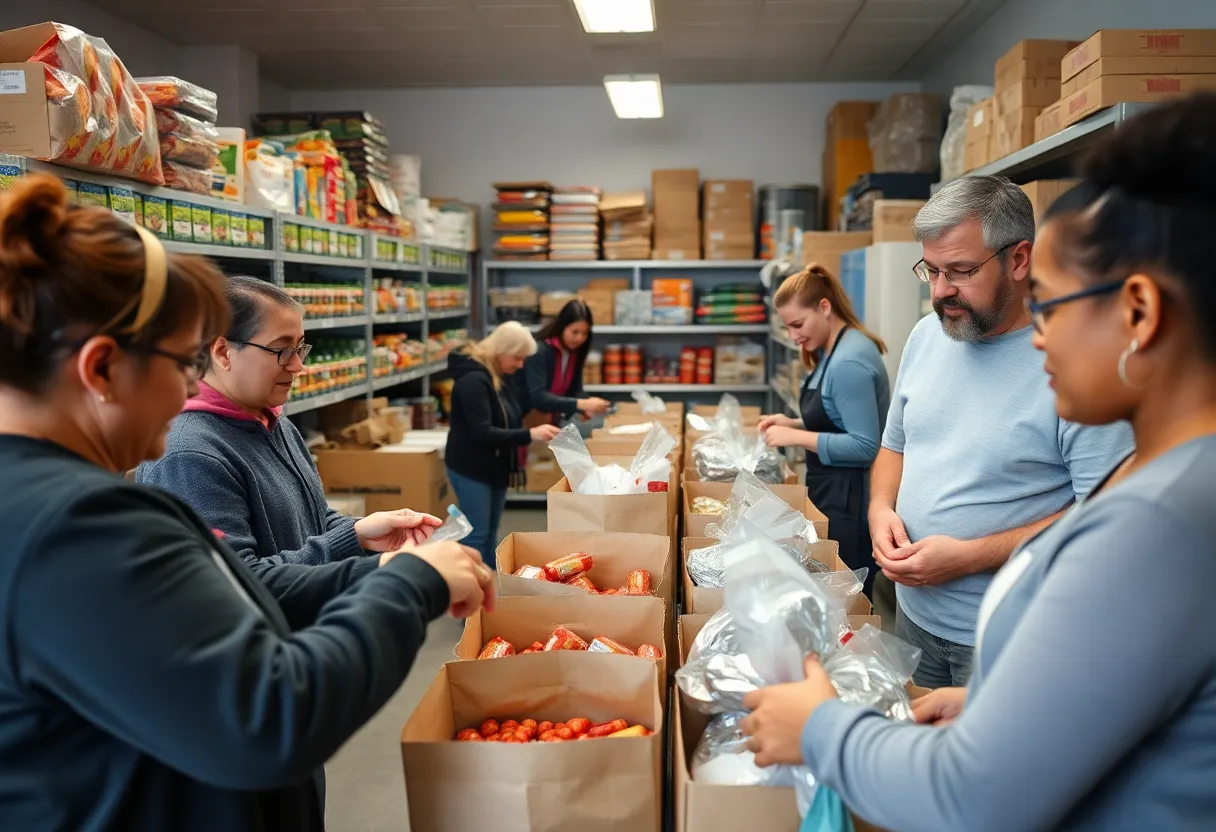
[804,328,891,468]
[801,435,1216,831]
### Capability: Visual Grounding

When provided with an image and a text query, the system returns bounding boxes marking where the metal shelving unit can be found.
[770,379,799,415]
[585,383,769,394]
[429,307,472,321]
[373,311,426,325]
[370,359,449,392]
[304,316,371,331]
[283,385,370,417]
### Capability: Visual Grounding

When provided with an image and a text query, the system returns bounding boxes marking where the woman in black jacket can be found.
[514,300,610,425]
[0,175,493,832]
[446,321,561,567]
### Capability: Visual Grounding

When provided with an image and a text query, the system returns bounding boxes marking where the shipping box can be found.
[964,97,995,171]
[823,101,879,231]
[578,287,615,324]
[1061,72,1216,127]
[871,200,924,243]
[0,24,62,158]
[614,400,684,417]
[1020,179,1079,225]
[994,39,1080,90]
[1062,29,1216,83]
[402,652,662,832]
[800,231,872,280]
[1063,54,1216,97]
[1034,99,1065,143]
[315,446,449,516]
[652,168,699,234]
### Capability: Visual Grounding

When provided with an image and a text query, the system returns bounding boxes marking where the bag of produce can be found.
[25,23,163,185]
[135,75,218,123]
[690,394,790,484]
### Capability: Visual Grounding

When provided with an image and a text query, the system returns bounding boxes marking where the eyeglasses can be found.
[230,339,313,367]
[143,345,210,378]
[1025,278,1128,333]
[913,242,1022,286]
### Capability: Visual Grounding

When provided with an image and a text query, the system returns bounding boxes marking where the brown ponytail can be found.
[0,173,229,394]
[773,264,887,370]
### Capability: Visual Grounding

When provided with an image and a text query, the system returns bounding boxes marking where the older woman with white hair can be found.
[445,321,561,566]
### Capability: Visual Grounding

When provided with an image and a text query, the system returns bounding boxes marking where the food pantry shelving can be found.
[8,156,474,419]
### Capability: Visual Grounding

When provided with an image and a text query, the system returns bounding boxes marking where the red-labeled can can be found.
[477,636,516,660]
[544,626,589,651]
[636,643,663,660]
[588,636,636,656]
[544,553,593,582]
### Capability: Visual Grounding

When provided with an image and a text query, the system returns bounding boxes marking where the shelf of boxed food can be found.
[279,215,367,265]
[304,316,370,331]
[428,246,472,274]
[597,324,768,335]
[428,307,471,321]
[374,311,426,325]
[283,385,370,417]
[371,235,425,271]
[164,241,277,261]
[371,359,449,392]
[485,259,767,271]
[585,383,769,394]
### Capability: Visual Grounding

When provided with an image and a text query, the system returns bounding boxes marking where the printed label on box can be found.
[191,206,212,244]
[77,183,109,209]
[171,202,192,240]
[230,215,248,247]
[248,217,266,248]
[0,69,27,95]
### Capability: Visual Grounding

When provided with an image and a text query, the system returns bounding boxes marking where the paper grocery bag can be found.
[454,594,668,705]
[402,651,663,832]
[547,470,673,536]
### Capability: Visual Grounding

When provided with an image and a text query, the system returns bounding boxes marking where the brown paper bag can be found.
[402,652,663,832]
[496,532,673,608]
[547,476,672,536]
[682,479,828,539]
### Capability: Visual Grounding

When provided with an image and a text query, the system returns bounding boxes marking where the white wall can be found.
[290,82,920,215]
[0,0,182,77]
[920,0,1216,94]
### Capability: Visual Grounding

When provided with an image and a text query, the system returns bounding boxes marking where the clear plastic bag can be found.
[631,390,668,414]
[692,712,800,787]
[940,85,994,183]
[550,421,675,494]
[26,23,164,185]
[707,470,819,545]
[135,76,219,124]
[692,395,790,484]
[427,504,474,543]
[154,108,219,143]
[824,624,921,723]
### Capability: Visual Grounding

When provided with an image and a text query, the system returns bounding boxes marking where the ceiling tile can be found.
[845,17,946,40]
[589,42,664,73]
[857,0,966,17]
[759,0,860,24]
[476,4,576,26]
[373,5,481,27]
[275,9,385,29]
[748,55,826,80]
[662,57,753,82]
[660,2,759,25]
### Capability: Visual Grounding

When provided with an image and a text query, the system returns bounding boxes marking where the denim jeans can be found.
[896,606,975,689]
[445,467,507,569]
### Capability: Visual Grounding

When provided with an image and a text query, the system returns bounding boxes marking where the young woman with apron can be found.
[759,266,890,594]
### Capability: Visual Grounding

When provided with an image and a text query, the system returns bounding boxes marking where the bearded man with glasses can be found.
[869,175,1134,688]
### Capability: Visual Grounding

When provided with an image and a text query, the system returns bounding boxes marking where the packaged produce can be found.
[134,76,218,123]
[248,216,266,248]
[588,636,635,656]
[211,209,230,245]
[454,715,650,743]
[477,636,515,660]
[211,127,245,202]
[627,569,651,594]
[543,553,592,582]
[159,132,218,169]
[76,182,108,210]
[171,201,192,240]
[519,641,545,654]
[191,205,211,244]
[133,193,143,227]
[23,23,163,185]
[107,186,135,224]
[230,214,248,247]
[636,644,663,660]
[543,626,589,652]
[567,575,600,594]
[164,160,212,196]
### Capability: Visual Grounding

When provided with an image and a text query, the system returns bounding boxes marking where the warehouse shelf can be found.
[282,252,367,268]
[584,383,768,394]
[970,102,1154,182]
[505,492,548,503]
[485,259,766,270]
[770,331,799,351]
[373,311,427,325]
[428,308,471,320]
[770,379,800,414]
[597,324,769,335]
[371,359,449,391]
[283,385,370,416]
[304,316,370,331]
[163,241,277,261]
[371,261,424,273]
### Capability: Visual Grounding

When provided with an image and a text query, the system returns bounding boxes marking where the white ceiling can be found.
[87,0,1010,88]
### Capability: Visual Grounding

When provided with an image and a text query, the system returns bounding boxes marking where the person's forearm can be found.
[962,510,1064,572]
[782,429,820,452]
[869,447,904,514]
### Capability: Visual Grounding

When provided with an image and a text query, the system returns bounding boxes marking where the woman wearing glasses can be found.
[139,276,441,565]
[741,94,1216,831]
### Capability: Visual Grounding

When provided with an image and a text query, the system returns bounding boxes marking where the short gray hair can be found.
[913,175,1036,256]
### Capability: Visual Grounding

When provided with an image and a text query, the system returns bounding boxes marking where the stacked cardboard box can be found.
[992,40,1079,160]
[871,199,925,243]
[652,169,701,260]
[800,230,872,280]
[1020,180,1080,224]
[492,181,552,260]
[1058,29,1216,128]
[964,97,995,172]
[548,186,601,261]
[601,191,652,261]
[823,101,878,231]
[579,277,627,325]
[701,180,754,260]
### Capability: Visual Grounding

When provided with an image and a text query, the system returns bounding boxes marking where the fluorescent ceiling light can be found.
[604,74,664,119]
[573,0,654,33]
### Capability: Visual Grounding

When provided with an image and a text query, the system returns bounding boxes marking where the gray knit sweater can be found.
[136,411,366,566]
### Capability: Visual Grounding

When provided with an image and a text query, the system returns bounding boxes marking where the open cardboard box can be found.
[454,594,668,705]
[680,537,872,616]
[603,411,684,433]
[584,437,681,463]
[683,466,797,486]
[547,453,678,536]
[402,651,663,832]
[673,616,904,832]
[682,479,829,540]
[614,400,683,417]
[315,446,449,516]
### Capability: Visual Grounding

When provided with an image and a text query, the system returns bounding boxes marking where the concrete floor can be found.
[323,505,548,832]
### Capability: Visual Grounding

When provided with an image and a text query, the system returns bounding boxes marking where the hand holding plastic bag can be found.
[427,504,474,543]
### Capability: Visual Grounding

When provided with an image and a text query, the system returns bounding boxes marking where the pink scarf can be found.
[183,381,283,431]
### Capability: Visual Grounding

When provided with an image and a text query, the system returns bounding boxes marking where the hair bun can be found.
[0,174,71,332]
[1081,93,1216,207]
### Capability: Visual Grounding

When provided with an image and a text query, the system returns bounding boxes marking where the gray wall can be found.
[920,0,1216,94]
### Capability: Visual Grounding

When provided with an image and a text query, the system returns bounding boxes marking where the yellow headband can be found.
[122,225,168,334]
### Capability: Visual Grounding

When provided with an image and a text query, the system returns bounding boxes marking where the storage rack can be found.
[481,259,772,406]
[14,157,474,420]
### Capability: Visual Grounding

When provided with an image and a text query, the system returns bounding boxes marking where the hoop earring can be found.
[1117,338,1140,389]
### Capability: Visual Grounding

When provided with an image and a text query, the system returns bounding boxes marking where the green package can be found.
[77,183,109,209]
[108,187,135,225]
[300,225,313,254]
[133,194,144,228]
[62,179,79,204]
[314,228,328,256]
[283,223,300,253]
[191,205,212,244]
[212,209,231,245]
[144,196,169,238]
[171,202,193,241]
[230,214,248,247]
[248,216,266,248]
[0,155,22,191]
[328,229,339,256]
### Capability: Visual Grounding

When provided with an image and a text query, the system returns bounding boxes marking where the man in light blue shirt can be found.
[868,175,1133,688]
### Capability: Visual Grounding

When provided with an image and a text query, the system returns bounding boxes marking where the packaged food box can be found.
[211,208,231,245]
[107,186,135,224]
[77,183,109,210]
[171,201,192,240]
[0,154,22,191]
[282,223,299,252]
[191,205,212,244]
[248,216,266,248]
[142,195,167,237]
[211,127,245,203]
[230,213,248,247]
[62,178,78,203]
[133,193,143,227]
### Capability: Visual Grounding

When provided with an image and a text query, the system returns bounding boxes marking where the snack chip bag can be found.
[134,76,218,123]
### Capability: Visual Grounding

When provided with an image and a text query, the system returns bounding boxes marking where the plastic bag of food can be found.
[631,390,668,414]
[243,139,295,212]
[135,76,218,123]
[687,538,833,589]
[692,712,799,786]
[26,23,163,185]
[940,85,994,183]
[162,160,212,195]
[691,395,790,484]
[550,422,674,495]
[708,469,819,545]
[154,108,219,143]
[159,133,219,169]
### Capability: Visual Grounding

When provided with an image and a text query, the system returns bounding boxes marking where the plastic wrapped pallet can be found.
[868,93,944,174]
[940,86,993,183]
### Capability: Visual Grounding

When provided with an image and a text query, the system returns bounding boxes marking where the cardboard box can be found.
[996,76,1061,113]
[402,652,662,832]
[577,287,615,325]
[871,200,924,243]
[1020,179,1080,224]
[315,446,449,516]
[703,207,753,226]
[653,168,700,233]
[966,97,995,140]
[1062,29,1216,83]
[682,480,828,540]
[993,106,1041,158]
[651,245,701,261]
[540,290,578,317]
[994,39,1080,89]
[702,180,753,211]
[454,594,668,701]
[524,457,564,493]
[614,400,683,417]
[1061,73,1216,127]
[1067,55,1216,94]
[823,101,879,231]
[703,245,756,261]
[1034,99,1065,142]
[651,277,694,309]
[547,473,675,537]
[800,231,872,279]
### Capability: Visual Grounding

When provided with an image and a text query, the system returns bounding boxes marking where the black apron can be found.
[801,328,877,594]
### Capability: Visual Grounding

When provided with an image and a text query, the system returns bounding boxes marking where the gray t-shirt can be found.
[882,315,1134,644]
[802,434,1216,831]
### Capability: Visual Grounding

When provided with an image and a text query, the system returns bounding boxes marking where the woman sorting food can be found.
[447,321,560,567]
[513,298,611,426]
[758,266,890,592]
[741,95,1216,832]
[0,174,493,831]
[138,275,439,565]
